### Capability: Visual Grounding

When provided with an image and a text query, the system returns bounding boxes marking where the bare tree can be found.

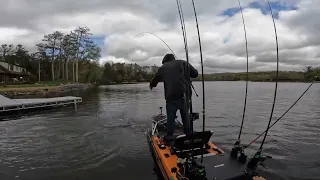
[61,33,78,81]
[73,26,92,82]
[42,31,64,81]
[0,44,14,68]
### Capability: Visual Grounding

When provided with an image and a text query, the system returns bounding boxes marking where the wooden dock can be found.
[0,94,82,113]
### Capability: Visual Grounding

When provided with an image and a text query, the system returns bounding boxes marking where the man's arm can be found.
[149,67,163,89]
[188,63,198,78]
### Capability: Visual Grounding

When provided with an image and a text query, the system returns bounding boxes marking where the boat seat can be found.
[170,131,213,158]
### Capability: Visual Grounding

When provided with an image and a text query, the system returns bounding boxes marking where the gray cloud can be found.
[0,0,319,73]
[255,47,320,67]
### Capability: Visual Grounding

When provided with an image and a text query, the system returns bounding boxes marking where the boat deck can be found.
[0,94,82,113]
[157,121,185,137]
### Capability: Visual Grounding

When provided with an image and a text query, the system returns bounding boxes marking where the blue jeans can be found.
[166,98,191,136]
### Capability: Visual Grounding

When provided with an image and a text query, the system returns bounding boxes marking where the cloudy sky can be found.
[0,0,319,73]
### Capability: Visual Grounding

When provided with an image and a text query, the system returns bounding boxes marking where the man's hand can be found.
[149,84,153,90]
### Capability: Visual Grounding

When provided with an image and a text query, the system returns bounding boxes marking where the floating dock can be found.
[0,94,82,113]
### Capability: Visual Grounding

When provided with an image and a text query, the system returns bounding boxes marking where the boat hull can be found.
[147,129,170,180]
[146,113,266,180]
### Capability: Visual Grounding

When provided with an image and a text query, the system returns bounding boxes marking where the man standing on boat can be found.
[149,53,198,138]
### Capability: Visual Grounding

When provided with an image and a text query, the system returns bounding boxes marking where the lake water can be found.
[0,82,319,180]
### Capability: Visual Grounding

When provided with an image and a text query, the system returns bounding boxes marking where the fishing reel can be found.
[183,157,207,180]
[246,151,272,172]
[230,140,247,164]
[189,112,199,121]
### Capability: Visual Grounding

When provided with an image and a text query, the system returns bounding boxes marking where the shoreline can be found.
[100,80,319,85]
[0,83,94,98]
[102,82,139,85]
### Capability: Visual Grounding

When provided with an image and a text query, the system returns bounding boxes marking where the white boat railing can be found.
[151,118,167,135]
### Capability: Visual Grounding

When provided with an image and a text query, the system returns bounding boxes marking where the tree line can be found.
[99,63,320,84]
[0,26,101,84]
[101,62,159,84]
[193,66,320,82]
[101,64,320,83]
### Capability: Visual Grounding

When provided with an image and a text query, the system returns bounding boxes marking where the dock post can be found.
[74,99,77,110]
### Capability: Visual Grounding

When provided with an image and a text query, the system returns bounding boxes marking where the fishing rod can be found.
[134,32,199,97]
[259,0,279,152]
[134,32,178,60]
[247,0,279,172]
[231,0,250,163]
[176,0,192,123]
[190,0,205,163]
[244,82,314,149]
[174,1,199,100]
[237,0,249,143]
[175,0,196,161]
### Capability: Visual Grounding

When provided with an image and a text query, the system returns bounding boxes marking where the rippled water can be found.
[0,82,319,180]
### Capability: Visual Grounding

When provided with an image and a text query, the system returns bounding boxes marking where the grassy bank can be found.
[0,81,68,92]
[0,86,61,92]
[0,81,93,97]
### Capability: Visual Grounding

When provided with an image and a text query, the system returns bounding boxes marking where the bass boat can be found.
[146,107,266,180]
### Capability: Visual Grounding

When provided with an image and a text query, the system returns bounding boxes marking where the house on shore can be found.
[0,61,30,85]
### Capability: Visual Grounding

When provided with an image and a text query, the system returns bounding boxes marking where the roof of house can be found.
[0,60,23,67]
[0,63,29,76]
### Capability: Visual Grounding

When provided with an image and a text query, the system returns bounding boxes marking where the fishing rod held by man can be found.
[149,53,198,139]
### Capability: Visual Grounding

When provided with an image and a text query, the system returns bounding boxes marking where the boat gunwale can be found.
[147,129,170,180]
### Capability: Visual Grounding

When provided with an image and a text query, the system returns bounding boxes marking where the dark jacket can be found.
[150,59,198,102]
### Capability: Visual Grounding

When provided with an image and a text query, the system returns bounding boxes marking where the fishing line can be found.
[190,0,205,163]
[237,0,249,142]
[134,32,178,59]
[244,82,314,149]
[259,0,280,151]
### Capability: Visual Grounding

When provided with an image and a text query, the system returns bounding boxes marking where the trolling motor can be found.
[231,140,247,164]
[245,151,272,176]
